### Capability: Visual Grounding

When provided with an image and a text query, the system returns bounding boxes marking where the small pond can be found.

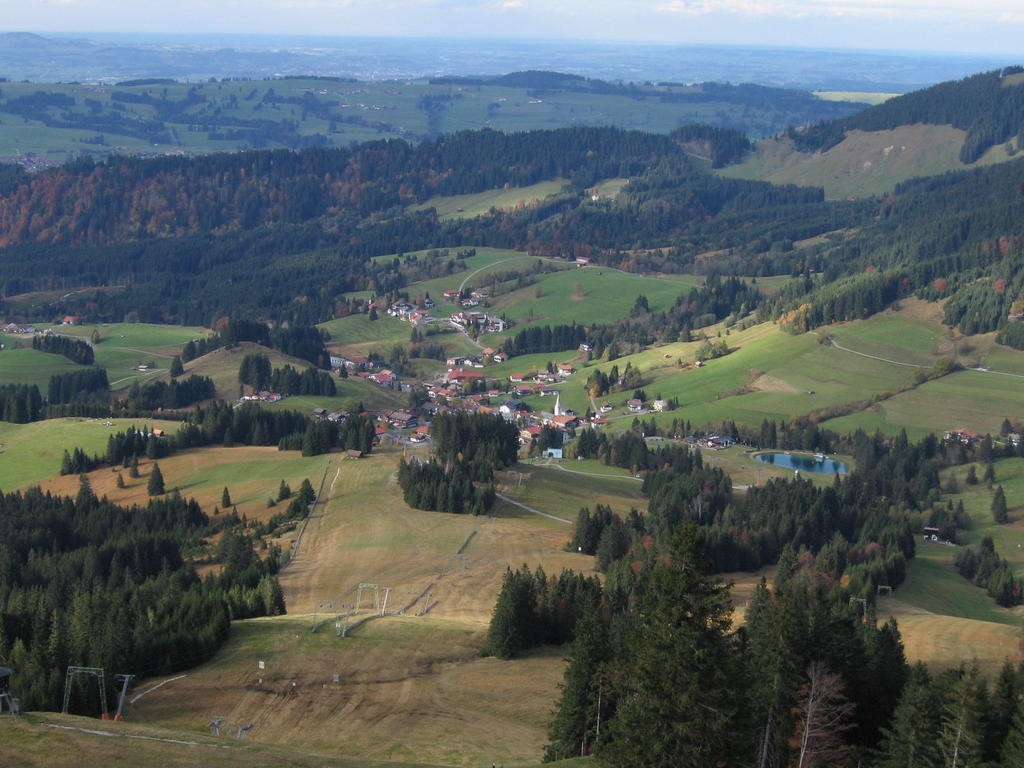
[754,452,849,475]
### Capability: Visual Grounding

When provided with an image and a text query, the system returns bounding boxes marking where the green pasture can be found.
[48,322,209,389]
[0,343,84,393]
[813,91,899,105]
[938,458,1024,574]
[408,179,568,219]
[0,417,181,491]
[826,369,1024,439]
[720,124,975,200]
[320,312,412,352]
[827,314,949,367]
[482,266,697,344]
[892,540,1022,626]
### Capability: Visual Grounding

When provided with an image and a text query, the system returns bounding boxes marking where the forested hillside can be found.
[788,66,1024,162]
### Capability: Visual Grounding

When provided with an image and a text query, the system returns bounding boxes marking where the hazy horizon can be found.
[2,0,1024,57]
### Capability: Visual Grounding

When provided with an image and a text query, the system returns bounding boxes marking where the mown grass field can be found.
[0,417,181,491]
[813,91,899,105]
[825,370,1024,440]
[32,445,332,527]
[487,267,697,332]
[0,713,592,768]
[128,449,596,766]
[720,124,977,200]
[938,458,1024,573]
[0,342,84,393]
[408,179,568,219]
[53,322,209,389]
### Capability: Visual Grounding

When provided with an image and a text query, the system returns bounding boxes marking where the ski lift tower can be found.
[62,666,108,718]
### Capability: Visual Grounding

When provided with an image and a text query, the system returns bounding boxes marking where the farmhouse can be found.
[944,429,981,445]
[627,398,644,412]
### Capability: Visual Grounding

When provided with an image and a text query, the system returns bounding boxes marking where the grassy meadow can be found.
[0,417,181,491]
[408,179,568,219]
[126,449,596,766]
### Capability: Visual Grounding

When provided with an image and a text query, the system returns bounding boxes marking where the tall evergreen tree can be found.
[544,597,611,761]
[147,462,165,496]
[876,663,940,768]
[600,522,743,768]
[992,485,1009,524]
[169,355,184,378]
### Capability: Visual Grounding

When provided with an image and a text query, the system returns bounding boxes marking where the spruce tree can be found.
[992,485,1009,524]
[545,598,610,760]
[277,479,291,501]
[601,522,742,768]
[1001,700,1024,766]
[876,663,940,768]
[222,486,232,507]
[169,356,184,378]
[983,461,996,484]
[147,462,165,496]
[966,465,979,485]
[128,454,139,478]
[937,665,984,768]
[115,472,125,489]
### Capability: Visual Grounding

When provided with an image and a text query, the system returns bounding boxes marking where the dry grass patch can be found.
[33,446,331,525]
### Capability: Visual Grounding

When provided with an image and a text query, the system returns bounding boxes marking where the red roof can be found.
[449,369,485,380]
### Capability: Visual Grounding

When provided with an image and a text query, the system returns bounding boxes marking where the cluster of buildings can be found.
[1,323,36,334]
[386,299,433,326]
[450,310,508,334]
[240,391,285,403]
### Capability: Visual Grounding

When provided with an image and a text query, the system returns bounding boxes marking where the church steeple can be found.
[554,391,562,417]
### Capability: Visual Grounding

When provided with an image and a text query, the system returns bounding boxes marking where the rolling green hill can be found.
[0,75,863,165]
[722,67,1024,198]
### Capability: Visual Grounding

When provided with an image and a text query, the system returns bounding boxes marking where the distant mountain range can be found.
[0,31,1012,92]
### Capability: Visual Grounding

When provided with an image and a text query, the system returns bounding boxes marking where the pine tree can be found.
[984,462,996,484]
[128,455,139,478]
[876,663,940,768]
[277,479,291,501]
[545,598,610,760]
[966,465,979,485]
[169,356,184,378]
[600,522,742,768]
[115,472,125,489]
[147,462,165,496]
[938,665,984,768]
[992,485,1009,524]
[222,486,232,507]
[1001,700,1024,767]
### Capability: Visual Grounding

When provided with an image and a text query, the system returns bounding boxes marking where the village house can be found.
[627,398,644,413]
[653,399,669,412]
[389,411,418,429]
[557,364,574,377]
[600,402,613,414]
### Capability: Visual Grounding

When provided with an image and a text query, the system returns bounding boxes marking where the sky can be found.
[2,0,1024,55]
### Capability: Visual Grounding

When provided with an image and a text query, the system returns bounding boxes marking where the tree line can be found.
[0,483,284,714]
